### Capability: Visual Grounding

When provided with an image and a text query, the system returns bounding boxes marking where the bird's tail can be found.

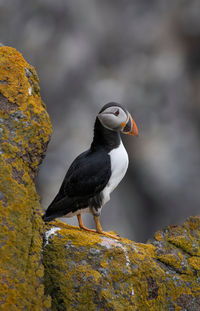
[42,213,57,222]
[42,195,75,223]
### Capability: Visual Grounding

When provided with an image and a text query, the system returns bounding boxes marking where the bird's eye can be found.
[114,109,119,116]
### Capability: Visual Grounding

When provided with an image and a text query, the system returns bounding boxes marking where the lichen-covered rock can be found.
[43,217,200,311]
[1,45,200,311]
[0,46,52,310]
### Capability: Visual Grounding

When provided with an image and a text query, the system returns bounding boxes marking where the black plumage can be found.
[43,102,138,239]
[43,117,119,222]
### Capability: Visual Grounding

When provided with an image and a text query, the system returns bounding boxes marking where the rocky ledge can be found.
[43,216,200,311]
[0,46,199,311]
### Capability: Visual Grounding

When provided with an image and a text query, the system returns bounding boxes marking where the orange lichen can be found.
[1,46,200,311]
[0,46,51,310]
[43,217,200,311]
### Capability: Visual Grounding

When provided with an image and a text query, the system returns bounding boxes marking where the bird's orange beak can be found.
[121,114,139,136]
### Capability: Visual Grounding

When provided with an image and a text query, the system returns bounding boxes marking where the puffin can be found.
[43,102,138,239]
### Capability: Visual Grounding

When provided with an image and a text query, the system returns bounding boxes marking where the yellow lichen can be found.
[43,217,200,311]
[0,46,52,310]
[154,231,163,241]
[1,45,200,311]
[188,256,200,273]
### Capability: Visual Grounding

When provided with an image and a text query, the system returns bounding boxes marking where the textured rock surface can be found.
[43,217,200,311]
[0,46,52,310]
[1,46,200,311]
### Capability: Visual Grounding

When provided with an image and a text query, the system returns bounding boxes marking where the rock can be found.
[1,46,200,311]
[43,217,200,311]
[0,46,52,310]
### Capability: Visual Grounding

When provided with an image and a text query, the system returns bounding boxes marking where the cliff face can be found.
[0,46,52,310]
[0,46,200,311]
[43,218,200,311]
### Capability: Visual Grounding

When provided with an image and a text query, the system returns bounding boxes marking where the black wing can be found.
[60,149,111,198]
[43,149,111,221]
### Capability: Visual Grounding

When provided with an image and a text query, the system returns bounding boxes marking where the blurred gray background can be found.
[1,0,200,242]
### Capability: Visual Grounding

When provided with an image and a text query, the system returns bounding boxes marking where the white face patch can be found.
[98,106,127,131]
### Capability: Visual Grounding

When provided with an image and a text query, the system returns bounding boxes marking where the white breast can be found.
[102,140,129,205]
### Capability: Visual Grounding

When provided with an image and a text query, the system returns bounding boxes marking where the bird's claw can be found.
[97,231,120,240]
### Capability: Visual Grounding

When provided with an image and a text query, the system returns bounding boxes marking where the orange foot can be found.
[77,214,120,239]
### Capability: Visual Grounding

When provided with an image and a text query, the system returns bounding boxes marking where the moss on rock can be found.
[1,46,200,311]
[0,46,52,310]
[43,217,200,311]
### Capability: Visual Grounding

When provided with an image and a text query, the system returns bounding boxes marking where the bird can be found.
[42,102,138,239]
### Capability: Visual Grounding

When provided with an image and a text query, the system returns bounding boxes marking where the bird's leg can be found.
[94,215,119,239]
[77,214,96,232]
